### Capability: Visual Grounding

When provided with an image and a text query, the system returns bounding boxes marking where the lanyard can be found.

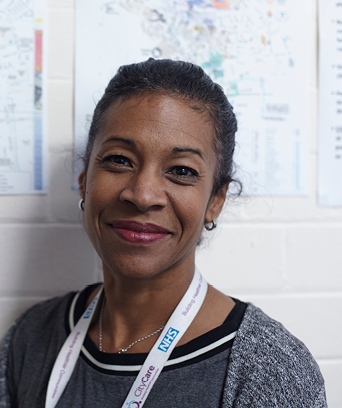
[45,268,207,408]
[45,286,103,408]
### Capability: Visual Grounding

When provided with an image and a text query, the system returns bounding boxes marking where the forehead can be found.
[95,93,217,155]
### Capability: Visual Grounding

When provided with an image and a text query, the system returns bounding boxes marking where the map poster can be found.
[75,0,313,196]
[0,0,48,194]
[318,0,342,206]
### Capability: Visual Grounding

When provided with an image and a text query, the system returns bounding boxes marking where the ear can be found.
[78,169,86,199]
[205,183,229,223]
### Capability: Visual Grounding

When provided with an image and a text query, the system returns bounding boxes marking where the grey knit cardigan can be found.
[0,302,327,407]
[221,304,327,407]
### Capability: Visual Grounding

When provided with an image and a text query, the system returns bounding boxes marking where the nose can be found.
[119,169,168,212]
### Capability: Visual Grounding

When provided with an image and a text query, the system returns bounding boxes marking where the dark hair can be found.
[84,58,240,196]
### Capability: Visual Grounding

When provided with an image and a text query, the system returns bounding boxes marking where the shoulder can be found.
[10,291,76,347]
[223,303,327,407]
[1,290,75,352]
[0,291,77,406]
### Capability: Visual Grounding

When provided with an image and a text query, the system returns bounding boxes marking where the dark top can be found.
[0,284,247,407]
[0,285,327,407]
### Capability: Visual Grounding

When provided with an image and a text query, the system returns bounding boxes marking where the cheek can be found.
[86,172,122,207]
[172,189,208,235]
[82,176,113,238]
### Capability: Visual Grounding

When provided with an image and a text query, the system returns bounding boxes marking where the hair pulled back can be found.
[84,58,239,196]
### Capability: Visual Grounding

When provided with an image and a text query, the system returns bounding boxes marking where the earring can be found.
[204,219,217,231]
[78,199,85,211]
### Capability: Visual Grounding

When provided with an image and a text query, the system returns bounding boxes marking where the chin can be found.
[102,256,174,282]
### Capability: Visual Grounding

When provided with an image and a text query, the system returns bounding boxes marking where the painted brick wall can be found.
[0,0,341,406]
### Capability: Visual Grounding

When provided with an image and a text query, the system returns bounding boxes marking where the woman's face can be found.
[79,93,227,281]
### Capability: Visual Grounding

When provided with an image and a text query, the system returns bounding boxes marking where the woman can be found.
[0,59,326,407]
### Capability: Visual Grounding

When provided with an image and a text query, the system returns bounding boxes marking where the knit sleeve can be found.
[222,304,328,408]
[0,323,17,408]
[313,387,328,408]
[0,298,63,408]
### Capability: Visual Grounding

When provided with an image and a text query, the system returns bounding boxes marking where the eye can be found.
[169,166,199,178]
[101,154,131,167]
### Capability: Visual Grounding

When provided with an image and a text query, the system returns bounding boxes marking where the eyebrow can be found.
[101,137,204,161]
[101,136,136,147]
[171,147,205,161]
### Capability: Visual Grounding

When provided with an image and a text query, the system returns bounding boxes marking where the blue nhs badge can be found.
[157,327,179,352]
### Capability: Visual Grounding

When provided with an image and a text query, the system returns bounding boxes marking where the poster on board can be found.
[0,0,48,194]
[74,0,313,196]
[318,0,342,206]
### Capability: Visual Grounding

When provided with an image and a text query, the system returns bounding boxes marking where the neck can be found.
[97,262,195,353]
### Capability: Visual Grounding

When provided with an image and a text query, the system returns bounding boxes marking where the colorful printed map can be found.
[0,0,46,194]
[75,0,313,195]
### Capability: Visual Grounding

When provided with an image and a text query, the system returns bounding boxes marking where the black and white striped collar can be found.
[67,284,246,375]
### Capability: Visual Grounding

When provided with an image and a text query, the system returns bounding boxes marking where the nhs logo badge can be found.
[157,327,179,352]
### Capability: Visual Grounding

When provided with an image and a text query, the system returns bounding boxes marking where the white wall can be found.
[0,0,341,406]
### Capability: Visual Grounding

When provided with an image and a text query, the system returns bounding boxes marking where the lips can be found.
[109,221,171,244]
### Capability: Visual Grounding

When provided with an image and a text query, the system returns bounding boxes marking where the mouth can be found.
[109,221,171,244]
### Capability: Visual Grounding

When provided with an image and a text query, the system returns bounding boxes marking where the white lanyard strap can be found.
[122,268,207,408]
[45,268,207,408]
[45,286,103,408]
